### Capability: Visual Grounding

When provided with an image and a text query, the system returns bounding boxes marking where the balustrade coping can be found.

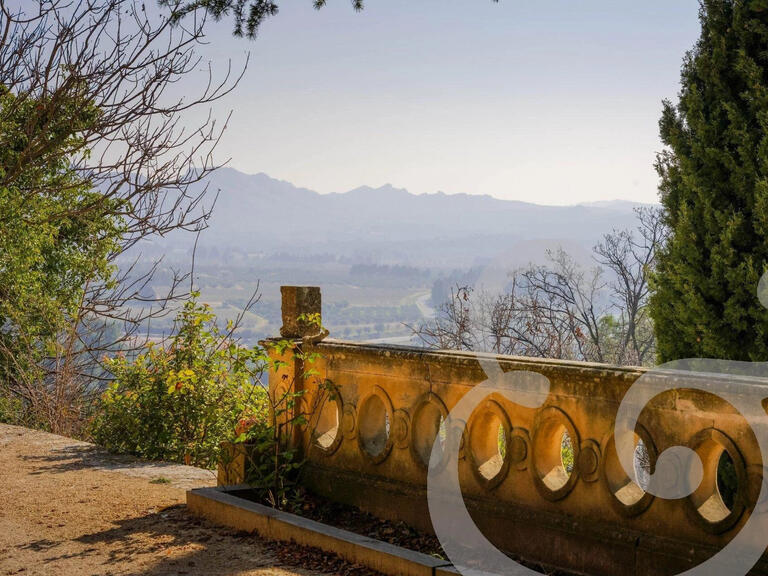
[262,337,768,391]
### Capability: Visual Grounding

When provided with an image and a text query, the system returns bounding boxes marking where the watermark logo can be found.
[426,274,768,576]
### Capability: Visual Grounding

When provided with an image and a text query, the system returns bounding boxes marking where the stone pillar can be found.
[276,287,323,455]
[280,286,322,339]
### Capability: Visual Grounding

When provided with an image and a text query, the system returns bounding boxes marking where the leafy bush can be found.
[0,393,23,425]
[91,294,269,468]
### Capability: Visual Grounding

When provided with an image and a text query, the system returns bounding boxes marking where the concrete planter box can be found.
[187,486,453,576]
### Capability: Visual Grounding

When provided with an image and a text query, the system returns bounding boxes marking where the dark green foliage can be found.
[717,450,738,510]
[650,0,768,361]
[0,87,121,422]
[165,0,498,39]
[164,0,363,38]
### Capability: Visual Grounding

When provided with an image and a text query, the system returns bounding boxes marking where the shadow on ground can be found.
[19,444,215,487]
[68,505,375,576]
[36,504,281,576]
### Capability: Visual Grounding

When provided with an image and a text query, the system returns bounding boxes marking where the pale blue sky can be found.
[193,1,701,205]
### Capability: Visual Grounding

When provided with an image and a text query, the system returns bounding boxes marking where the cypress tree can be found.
[650,0,768,362]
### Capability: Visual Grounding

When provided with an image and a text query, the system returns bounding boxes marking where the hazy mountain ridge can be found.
[154,167,650,269]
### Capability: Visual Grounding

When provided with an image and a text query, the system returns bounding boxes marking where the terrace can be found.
[191,286,768,576]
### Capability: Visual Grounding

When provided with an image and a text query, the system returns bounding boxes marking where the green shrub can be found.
[90,294,269,469]
[0,392,23,425]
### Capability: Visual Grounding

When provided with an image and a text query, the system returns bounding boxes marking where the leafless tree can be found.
[410,285,475,351]
[594,206,668,365]
[518,249,608,362]
[411,208,668,367]
[411,269,600,362]
[0,0,246,433]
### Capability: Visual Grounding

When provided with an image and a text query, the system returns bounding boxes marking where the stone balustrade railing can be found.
[255,286,768,576]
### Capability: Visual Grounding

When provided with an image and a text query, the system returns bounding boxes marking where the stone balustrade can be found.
[256,286,768,576]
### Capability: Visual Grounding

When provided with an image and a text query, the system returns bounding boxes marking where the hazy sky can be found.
[194,1,701,205]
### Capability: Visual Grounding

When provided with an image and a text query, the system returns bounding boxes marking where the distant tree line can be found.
[349,264,431,287]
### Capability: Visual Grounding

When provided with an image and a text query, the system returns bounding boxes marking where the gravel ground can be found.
[0,424,338,576]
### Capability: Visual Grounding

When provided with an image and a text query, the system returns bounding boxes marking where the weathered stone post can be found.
[218,287,324,487]
[279,286,322,338]
[274,286,324,454]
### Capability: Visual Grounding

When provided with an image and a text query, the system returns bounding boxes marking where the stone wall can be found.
[258,287,768,576]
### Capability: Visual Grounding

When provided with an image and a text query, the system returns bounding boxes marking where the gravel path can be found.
[0,424,328,576]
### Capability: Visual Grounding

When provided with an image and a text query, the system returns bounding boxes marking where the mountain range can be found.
[153,167,651,269]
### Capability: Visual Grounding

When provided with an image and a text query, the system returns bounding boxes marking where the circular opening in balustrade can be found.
[539,426,573,491]
[411,394,448,469]
[531,407,579,500]
[312,394,341,452]
[688,430,744,530]
[468,401,511,488]
[357,389,393,463]
[603,429,656,515]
